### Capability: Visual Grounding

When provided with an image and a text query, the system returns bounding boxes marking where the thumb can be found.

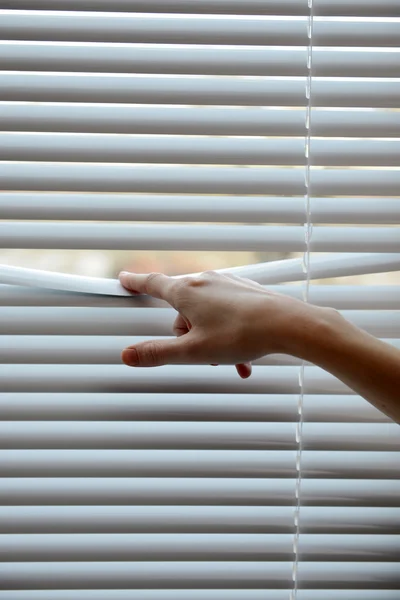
[122,336,196,367]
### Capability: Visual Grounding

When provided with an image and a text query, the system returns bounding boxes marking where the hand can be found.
[119,270,323,378]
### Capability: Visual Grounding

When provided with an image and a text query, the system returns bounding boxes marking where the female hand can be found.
[119,270,323,378]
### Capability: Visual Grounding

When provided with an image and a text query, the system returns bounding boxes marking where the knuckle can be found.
[201,270,217,278]
[144,272,162,294]
[141,341,163,366]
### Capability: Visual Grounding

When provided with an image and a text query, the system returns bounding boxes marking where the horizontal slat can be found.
[300,507,400,534]
[2,194,400,225]
[0,307,176,335]
[3,44,399,78]
[313,18,400,47]
[3,74,400,108]
[310,168,400,196]
[0,393,391,422]
[0,223,308,251]
[298,533,400,562]
[2,222,400,251]
[297,561,400,586]
[3,133,400,169]
[1,284,400,310]
[0,193,308,222]
[3,104,399,138]
[0,478,399,506]
[1,450,399,479]
[0,561,291,589]
[1,592,398,600]
[0,421,298,450]
[312,79,400,109]
[311,200,400,225]
[311,139,400,168]
[0,364,349,394]
[2,12,399,47]
[0,73,305,105]
[1,307,399,337]
[309,228,400,252]
[310,287,400,310]
[312,109,400,138]
[0,393,298,422]
[0,133,306,165]
[0,592,291,600]
[0,448,400,480]
[0,1,310,15]
[302,394,394,422]
[0,43,308,76]
[301,451,400,480]
[3,164,400,197]
[315,0,400,17]
[0,506,380,535]
[0,364,302,394]
[1,505,400,534]
[3,533,399,562]
[3,0,400,17]
[302,423,400,451]
[0,12,308,44]
[0,478,296,506]
[297,593,400,600]
[0,533,295,562]
[0,103,307,136]
[0,450,298,479]
[1,421,398,451]
[312,49,400,78]
[0,163,305,194]
[2,561,400,589]
[5,73,398,109]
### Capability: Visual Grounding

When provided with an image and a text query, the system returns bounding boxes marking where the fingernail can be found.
[119,271,129,280]
[122,348,138,366]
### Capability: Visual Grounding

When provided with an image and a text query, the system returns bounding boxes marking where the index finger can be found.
[119,271,176,303]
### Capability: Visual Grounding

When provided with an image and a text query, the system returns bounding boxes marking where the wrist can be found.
[282,303,345,363]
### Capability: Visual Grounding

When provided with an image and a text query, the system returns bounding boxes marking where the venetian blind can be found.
[0,1,400,598]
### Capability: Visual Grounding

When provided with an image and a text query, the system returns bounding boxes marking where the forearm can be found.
[292,307,400,424]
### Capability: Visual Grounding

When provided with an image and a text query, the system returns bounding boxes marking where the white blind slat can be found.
[0,163,305,194]
[1,421,399,451]
[0,43,308,76]
[2,133,400,169]
[6,0,399,17]
[0,73,307,105]
[0,104,307,136]
[0,478,296,505]
[3,44,400,78]
[0,393,392,422]
[0,450,297,479]
[0,1,309,15]
[2,223,399,252]
[0,133,306,165]
[0,12,308,45]
[3,194,400,225]
[4,104,399,138]
[4,533,400,562]
[1,533,296,561]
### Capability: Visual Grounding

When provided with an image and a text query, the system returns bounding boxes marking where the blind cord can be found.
[292,0,314,597]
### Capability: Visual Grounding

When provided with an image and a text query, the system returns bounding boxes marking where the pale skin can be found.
[119,270,400,424]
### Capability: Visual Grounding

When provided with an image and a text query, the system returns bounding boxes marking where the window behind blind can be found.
[0,1,400,598]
